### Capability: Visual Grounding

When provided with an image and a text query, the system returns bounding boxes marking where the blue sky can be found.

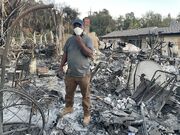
[51,0,180,19]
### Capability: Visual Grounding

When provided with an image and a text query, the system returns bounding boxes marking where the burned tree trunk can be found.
[0,0,5,133]
[0,4,54,134]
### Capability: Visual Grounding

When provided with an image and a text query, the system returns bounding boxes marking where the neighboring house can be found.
[101,22,180,57]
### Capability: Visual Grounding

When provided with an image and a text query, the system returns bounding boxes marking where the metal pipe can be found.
[140,103,148,135]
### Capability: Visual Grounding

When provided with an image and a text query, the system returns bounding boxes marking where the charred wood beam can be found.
[3,4,22,28]
[155,79,176,117]
[3,126,38,135]
[10,4,54,29]
[51,9,57,27]
[146,70,177,103]
[94,95,114,108]
[91,62,102,81]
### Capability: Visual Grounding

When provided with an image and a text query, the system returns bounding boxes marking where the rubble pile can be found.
[45,48,180,135]
[2,42,180,135]
[89,49,180,135]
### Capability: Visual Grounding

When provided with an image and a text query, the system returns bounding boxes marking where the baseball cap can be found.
[72,18,83,26]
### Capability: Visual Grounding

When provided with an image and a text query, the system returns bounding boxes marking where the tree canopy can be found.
[1,1,179,37]
[88,9,116,36]
[88,10,180,36]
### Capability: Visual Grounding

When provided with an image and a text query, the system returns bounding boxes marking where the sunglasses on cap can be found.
[73,23,82,28]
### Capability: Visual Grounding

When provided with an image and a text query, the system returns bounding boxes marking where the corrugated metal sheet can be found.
[102,23,180,38]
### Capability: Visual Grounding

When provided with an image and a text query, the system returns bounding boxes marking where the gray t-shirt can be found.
[63,34,93,77]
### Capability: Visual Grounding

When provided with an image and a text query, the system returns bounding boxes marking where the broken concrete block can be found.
[117,99,123,104]
[121,104,126,109]
[128,133,135,135]
[111,110,129,117]
[122,98,127,103]
[127,97,136,105]
[104,97,111,104]
[37,66,49,74]
[126,103,133,109]
[128,126,138,133]
[149,127,161,135]
[117,104,122,110]
[129,111,140,119]
[50,129,64,135]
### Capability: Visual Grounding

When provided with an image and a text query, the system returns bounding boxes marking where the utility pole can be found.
[88,8,92,16]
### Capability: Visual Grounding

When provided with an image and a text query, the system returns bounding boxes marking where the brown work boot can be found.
[83,115,91,126]
[60,107,73,117]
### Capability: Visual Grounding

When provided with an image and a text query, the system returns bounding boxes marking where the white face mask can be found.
[73,27,83,35]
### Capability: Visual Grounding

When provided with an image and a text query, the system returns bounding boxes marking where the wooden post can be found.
[33,31,37,44]
[50,31,54,43]
[56,14,64,56]
[20,20,25,45]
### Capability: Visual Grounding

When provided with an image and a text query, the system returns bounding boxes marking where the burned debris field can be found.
[0,0,180,135]
[0,39,179,135]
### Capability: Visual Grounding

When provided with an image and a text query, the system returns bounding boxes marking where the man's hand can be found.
[59,53,67,73]
[57,65,66,79]
[75,36,93,58]
[75,35,82,42]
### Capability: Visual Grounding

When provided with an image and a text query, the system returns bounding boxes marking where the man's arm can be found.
[75,36,93,58]
[59,52,67,71]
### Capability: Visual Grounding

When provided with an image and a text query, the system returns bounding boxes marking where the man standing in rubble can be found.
[59,18,93,126]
